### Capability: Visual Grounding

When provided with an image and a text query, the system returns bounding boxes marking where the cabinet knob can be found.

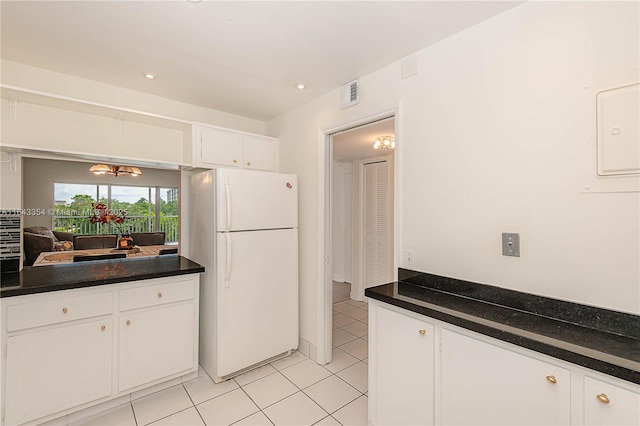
[101,325,106,331]
[62,307,68,314]
[157,292,163,298]
[126,320,131,326]
[596,393,610,404]
[233,159,238,164]
[246,161,251,166]
[419,329,426,335]
[546,375,557,384]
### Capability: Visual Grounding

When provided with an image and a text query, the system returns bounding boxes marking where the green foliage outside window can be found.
[53,185,179,243]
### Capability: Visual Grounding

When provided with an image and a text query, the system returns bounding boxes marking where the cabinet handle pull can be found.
[126,320,131,326]
[62,307,68,314]
[419,329,426,335]
[546,375,557,384]
[101,325,106,331]
[157,292,163,298]
[596,393,610,404]
[247,161,251,166]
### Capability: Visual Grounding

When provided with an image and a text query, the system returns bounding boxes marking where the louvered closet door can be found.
[363,160,390,288]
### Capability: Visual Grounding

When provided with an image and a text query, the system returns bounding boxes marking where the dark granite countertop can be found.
[365,269,640,385]
[0,255,204,297]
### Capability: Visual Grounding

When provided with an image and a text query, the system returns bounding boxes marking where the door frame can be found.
[316,104,403,364]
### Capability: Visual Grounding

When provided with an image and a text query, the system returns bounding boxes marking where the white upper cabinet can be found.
[199,126,243,168]
[193,124,278,171]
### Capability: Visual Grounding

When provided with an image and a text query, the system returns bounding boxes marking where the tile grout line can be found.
[122,292,366,426]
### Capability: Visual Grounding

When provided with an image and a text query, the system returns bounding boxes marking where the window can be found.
[53,183,179,244]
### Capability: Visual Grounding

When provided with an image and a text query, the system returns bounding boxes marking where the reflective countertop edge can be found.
[367,270,640,385]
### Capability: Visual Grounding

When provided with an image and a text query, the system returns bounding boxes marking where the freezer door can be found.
[216,168,298,231]
[215,228,298,378]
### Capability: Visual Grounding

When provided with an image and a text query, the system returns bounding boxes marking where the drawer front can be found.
[119,277,194,311]
[7,292,113,332]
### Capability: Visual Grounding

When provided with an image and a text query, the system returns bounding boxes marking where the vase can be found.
[118,234,134,250]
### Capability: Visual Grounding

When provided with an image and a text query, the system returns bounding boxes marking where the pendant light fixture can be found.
[89,164,142,177]
[373,136,395,150]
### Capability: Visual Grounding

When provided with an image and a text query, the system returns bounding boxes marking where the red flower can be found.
[89,202,127,233]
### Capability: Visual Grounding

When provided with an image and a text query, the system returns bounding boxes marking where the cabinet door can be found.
[119,303,195,391]
[584,376,640,425]
[199,126,242,168]
[242,135,276,171]
[4,319,113,426]
[371,305,435,425]
[441,329,570,425]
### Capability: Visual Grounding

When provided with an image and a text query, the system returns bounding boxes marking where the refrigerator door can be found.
[215,228,298,378]
[216,168,298,232]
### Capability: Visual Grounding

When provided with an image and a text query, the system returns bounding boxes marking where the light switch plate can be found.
[405,249,415,268]
[502,233,520,257]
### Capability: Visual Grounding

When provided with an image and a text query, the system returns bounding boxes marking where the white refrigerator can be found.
[189,168,299,382]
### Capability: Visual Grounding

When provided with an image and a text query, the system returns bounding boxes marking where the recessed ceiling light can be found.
[144,73,157,79]
[187,0,202,3]
[295,83,306,90]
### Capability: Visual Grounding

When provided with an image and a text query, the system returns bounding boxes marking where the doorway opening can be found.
[331,117,395,302]
[317,112,397,364]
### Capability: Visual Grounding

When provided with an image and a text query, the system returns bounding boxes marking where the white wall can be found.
[268,1,640,352]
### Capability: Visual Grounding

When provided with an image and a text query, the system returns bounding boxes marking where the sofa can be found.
[23,226,74,266]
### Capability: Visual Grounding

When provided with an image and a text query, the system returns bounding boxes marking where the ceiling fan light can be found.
[89,164,111,175]
[373,136,394,151]
[88,164,142,177]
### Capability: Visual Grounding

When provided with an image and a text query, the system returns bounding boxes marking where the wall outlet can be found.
[502,233,520,257]
[405,249,415,268]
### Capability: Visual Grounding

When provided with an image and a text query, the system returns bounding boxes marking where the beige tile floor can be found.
[68,290,368,426]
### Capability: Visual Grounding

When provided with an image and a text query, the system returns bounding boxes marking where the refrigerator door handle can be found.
[224,233,232,288]
[224,179,232,231]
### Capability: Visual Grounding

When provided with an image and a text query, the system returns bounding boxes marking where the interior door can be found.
[215,228,298,378]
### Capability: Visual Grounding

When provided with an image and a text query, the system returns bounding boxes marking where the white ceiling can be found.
[1,1,523,121]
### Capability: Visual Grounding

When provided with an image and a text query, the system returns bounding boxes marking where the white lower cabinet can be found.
[370,305,435,425]
[440,328,570,425]
[369,299,639,426]
[584,376,640,425]
[1,274,200,426]
[4,319,112,426]
[119,303,195,391]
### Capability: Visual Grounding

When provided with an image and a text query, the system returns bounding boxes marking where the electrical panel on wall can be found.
[596,83,639,176]
[579,66,639,193]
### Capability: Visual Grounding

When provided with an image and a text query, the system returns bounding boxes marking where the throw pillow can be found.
[53,241,73,251]
[38,229,58,242]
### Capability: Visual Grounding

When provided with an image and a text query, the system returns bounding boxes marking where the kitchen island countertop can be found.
[0,255,204,297]
[365,269,640,384]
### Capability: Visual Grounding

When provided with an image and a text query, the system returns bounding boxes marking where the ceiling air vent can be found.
[341,79,359,109]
